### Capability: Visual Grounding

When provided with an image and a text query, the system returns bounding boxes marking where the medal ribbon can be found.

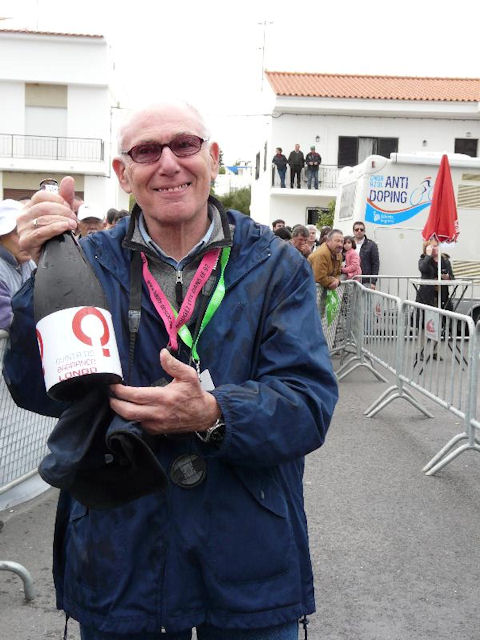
[141,246,231,361]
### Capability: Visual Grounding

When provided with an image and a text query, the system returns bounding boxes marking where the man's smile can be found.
[154,182,191,193]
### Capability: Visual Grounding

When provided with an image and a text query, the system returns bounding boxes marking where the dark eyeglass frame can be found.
[122,134,208,164]
[354,227,365,232]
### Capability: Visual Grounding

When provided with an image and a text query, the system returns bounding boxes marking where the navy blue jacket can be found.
[3,205,338,633]
[358,236,380,285]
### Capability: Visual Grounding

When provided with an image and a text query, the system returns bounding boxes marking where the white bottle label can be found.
[36,306,123,392]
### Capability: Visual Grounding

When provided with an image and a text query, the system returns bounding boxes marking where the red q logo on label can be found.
[36,329,45,375]
[72,307,111,356]
[426,319,435,333]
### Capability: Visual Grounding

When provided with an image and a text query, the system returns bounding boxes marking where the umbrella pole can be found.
[437,246,442,310]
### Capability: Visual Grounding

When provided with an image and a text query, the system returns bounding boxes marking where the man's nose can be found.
[155,146,181,172]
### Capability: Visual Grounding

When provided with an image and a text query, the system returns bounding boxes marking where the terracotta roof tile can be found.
[0,28,103,39]
[265,71,480,102]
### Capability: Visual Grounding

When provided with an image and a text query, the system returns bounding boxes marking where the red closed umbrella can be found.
[422,154,459,243]
[421,154,460,308]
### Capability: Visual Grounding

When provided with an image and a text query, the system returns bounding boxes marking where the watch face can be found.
[209,423,225,443]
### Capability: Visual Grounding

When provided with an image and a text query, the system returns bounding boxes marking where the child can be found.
[341,235,362,279]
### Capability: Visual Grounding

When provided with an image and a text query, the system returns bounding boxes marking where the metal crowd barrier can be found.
[421,312,480,475]
[323,281,480,475]
[0,334,55,494]
[328,281,388,384]
[354,274,417,300]
[0,331,55,602]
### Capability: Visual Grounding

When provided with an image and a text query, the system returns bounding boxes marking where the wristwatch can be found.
[195,417,226,444]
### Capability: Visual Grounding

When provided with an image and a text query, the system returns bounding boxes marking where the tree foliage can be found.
[315,200,335,228]
[216,187,251,216]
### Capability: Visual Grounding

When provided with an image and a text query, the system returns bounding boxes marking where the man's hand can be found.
[327,279,340,289]
[16,176,78,264]
[109,349,221,436]
[370,283,376,290]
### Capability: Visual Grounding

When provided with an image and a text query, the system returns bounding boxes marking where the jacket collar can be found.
[122,195,232,261]
[82,197,274,293]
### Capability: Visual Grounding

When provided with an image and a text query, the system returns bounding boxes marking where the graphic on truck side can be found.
[365,174,433,225]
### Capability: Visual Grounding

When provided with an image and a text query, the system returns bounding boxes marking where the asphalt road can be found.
[1,365,479,640]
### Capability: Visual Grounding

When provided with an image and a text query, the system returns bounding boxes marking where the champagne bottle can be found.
[34,179,123,401]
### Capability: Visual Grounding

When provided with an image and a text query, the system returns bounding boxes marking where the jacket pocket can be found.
[206,466,296,584]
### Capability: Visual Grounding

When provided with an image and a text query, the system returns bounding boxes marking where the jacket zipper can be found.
[175,270,183,306]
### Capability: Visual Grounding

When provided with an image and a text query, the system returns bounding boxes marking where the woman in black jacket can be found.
[416,239,455,310]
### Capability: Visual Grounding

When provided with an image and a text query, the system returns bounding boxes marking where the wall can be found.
[0,81,25,133]
[0,32,109,86]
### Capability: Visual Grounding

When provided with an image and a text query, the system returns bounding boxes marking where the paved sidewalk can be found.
[1,366,479,639]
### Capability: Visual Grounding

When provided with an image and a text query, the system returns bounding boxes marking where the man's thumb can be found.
[59,176,75,209]
[160,348,195,382]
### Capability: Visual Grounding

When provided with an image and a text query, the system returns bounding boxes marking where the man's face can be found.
[0,229,31,263]
[113,105,219,232]
[326,233,344,254]
[295,144,300,152]
[273,221,285,231]
[308,228,317,242]
[353,223,365,242]
[291,234,309,254]
[78,217,105,236]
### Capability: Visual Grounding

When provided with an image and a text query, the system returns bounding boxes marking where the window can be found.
[255,152,260,180]
[25,83,67,138]
[263,141,268,172]
[338,136,398,167]
[338,137,358,168]
[306,207,320,225]
[455,138,478,158]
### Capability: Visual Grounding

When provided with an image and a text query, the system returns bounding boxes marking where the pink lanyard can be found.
[140,249,220,352]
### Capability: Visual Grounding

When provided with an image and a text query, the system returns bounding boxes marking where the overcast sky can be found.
[1,0,479,162]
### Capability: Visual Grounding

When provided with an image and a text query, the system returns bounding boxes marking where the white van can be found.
[333,152,480,321]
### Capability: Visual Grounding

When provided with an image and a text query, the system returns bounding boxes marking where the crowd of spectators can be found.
[272,144,322,189]
[272,218,381,319]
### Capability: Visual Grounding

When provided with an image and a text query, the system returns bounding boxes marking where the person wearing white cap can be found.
[0,199,35,330]
[77,203,106,237]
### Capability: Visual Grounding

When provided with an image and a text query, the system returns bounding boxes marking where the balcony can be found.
[0,133,104,162]
[271,164,339,190]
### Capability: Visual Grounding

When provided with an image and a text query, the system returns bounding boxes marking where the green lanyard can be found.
[172,246,231,363]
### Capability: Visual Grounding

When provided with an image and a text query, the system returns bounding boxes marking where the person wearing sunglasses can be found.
[352,221,380,289]
[6,101,338,640]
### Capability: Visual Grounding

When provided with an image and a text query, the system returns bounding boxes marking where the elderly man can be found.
[290,224,311,256]
[77,203,106,237]
[287,144,304,189]
[308,228,344,290]
[0,199,35,330]
[4,102,337,640]
[304,146,321,190]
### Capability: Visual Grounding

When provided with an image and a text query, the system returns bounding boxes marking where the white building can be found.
[250,71,480,229]
[0,28,129,211]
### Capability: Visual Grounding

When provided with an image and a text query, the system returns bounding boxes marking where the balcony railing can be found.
[271,164,339,190]
[0,133,104,162]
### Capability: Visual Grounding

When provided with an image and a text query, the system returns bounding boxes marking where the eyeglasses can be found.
[354,227,365,232]
[122,134,208,164]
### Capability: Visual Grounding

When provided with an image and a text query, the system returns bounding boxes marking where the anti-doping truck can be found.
[333,152,480,321]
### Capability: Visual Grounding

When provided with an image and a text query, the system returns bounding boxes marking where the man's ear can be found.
[112,157,132,194]
[209,142,220,181]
